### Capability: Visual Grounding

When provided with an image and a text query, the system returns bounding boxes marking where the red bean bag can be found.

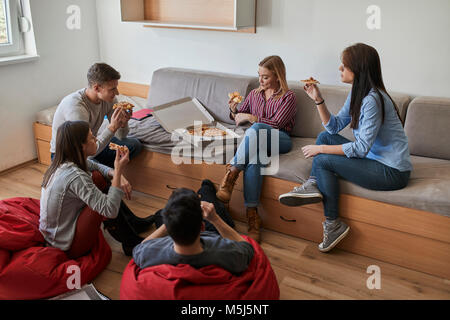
[120,236,280,300]
[0,197,112,300]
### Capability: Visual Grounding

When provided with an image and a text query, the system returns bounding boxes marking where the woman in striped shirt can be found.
[216,55,297,243]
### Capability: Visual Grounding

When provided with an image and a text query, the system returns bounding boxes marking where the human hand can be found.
[113,146,129,171]
[201,201,219,224]
[116,108,129,128]
[235,113,257,126]
[304,83,323,104]
[121,109,132,127]
[120,175,132,200]
[108,107,125,132]
[302,145,323,159]
[228,97,239,114]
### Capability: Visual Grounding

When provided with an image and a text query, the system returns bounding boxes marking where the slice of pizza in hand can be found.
[228,91,243,103]
[301,77,320,85]
[109,142,128,153]
[113,101,135,113]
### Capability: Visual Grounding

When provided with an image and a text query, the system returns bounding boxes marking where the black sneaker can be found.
[278,179,323,207]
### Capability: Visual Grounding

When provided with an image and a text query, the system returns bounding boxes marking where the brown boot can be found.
[246,207,262,243]
[216,164,240,203]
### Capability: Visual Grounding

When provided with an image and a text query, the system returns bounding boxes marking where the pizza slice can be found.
[109,142,129,153]
[187,125,227,137]
[113,101,135,113]
[300,77,320,85]
[203,128,227,137]
[228,91,243,103]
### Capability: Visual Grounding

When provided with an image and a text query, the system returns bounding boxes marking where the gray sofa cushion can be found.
[340,156,450,217]
[274,137,316,182]
[274,138,450,217]
[289,82,411,141]
[146,68,259,125]
[404,97,450,160]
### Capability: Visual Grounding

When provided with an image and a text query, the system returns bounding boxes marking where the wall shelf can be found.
[120,0,256,33]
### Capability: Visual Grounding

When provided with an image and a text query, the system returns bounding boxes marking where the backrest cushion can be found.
[290,82,411,140]
[289,83,353,139]
[404,97,450,160]
[147,68,259,124]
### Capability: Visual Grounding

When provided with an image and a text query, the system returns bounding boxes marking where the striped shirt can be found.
[234,88,297,133]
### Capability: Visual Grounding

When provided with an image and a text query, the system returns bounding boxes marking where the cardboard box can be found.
[152,97,241,147]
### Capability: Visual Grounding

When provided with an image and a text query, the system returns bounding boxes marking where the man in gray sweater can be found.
[133,188,254,274]
[50,63,142,167]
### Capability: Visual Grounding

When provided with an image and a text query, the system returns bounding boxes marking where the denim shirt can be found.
[39,160,123,251]
[324,89,412,172]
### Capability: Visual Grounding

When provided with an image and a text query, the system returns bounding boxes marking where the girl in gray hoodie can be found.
[39,120,129,258]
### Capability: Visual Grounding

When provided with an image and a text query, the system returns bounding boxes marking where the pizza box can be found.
[152,97,241,147]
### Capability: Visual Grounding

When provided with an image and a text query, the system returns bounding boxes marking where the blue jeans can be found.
[231,122,292,207]
[311,131,411,219]
[93,136,142,168]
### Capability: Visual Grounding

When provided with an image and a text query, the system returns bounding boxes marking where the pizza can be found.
[301,77,320,85]
[203,128,227,137]
[113,101,134,112]
[187,125,227,137]
[109,142,128,153]
[228,91,243,103]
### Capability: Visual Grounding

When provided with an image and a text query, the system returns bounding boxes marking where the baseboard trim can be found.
[0,159,38,176]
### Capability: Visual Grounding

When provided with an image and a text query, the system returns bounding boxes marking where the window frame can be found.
[0,0,25,57]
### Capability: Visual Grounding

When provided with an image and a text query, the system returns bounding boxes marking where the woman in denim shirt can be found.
[279,43,412,253]
[40,120,130,258]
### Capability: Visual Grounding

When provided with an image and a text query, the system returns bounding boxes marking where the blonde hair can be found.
[257,55,289,99]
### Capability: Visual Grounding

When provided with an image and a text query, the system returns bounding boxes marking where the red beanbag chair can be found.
[120,236,279,300]
[0,197,111,300]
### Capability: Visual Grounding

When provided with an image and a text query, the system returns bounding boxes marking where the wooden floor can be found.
[1,162,449,300]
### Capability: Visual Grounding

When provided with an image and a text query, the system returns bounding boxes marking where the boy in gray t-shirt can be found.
[132,188,254,274]
[50,63,142,168]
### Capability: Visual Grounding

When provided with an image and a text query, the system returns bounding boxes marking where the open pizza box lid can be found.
[152,97,241,146]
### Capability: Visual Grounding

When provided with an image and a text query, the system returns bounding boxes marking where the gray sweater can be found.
[39,161,123,251]
[133,231,255,274]
[50,88,129,155]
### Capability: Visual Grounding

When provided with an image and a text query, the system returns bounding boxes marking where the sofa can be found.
[33,67,450,279]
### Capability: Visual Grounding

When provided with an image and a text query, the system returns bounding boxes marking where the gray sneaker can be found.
[318,219,350,253]
[278,179,323,207]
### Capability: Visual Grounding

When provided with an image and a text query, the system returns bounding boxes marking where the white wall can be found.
[1,0,449,171]
[0,0,100,171]
[96,0,450,98]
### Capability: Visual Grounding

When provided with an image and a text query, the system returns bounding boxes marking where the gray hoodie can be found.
[39,160,123,251]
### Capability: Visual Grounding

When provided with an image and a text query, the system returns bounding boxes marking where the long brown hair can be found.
[342,43,401,129]
[258,55,289,99]
[42,121,90,188]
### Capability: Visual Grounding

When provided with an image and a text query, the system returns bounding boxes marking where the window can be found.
[0,0,25,57]
[0,0,9,44]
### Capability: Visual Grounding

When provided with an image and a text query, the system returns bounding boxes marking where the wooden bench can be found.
[33,81,450,279]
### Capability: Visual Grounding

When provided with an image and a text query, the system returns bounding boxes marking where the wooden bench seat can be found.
[123,149,450,279]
